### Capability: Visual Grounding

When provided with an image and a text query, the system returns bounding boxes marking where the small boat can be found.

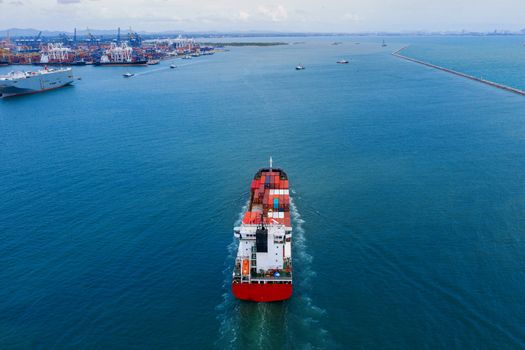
[337,60,349,64]
[181,55,192,60]
[170,64,177,69]
[295,64,305,70]
[147,59,160,65]
[123,73,134,78]
[382,39,387,47]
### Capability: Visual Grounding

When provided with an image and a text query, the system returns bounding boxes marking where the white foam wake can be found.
[285,197,334,349]
[215,203,247,349]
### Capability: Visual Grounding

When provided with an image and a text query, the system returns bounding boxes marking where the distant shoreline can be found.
[3,28,525,39]
[198,42,288,47]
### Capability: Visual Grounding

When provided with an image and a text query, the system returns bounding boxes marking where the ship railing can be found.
[251,270,292,279]
[250,278,292,284]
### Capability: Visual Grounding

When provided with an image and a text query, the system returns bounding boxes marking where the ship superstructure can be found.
[0,67,74,97]
[232,158,292,302]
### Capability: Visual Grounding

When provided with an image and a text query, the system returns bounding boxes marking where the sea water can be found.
[1,36,525,349]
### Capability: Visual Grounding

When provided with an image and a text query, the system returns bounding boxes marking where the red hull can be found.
[232,283,292,302]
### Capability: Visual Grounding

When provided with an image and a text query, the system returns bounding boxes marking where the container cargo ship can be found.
[34,43,86,66]
[94,43,147,66]
[232,158,292,302]
[0,67,74,98]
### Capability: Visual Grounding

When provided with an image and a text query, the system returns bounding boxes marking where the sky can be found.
[0,0,525,33]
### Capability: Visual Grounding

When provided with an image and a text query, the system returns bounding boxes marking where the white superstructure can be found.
[234,221,292,273]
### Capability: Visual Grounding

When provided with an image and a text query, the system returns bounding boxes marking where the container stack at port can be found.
[0,29,215,66]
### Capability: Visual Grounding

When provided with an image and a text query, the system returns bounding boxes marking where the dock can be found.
[392,46,525,97]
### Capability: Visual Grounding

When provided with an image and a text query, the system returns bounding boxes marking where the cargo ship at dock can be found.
[34,43,86,66]
[232,158,292,302]
[94,43,147,66]
[0,67,74,98]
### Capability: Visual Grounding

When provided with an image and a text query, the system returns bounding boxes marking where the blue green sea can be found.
[2,36,525,349]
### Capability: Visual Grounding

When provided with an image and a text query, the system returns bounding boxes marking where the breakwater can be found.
[392,46,525,97]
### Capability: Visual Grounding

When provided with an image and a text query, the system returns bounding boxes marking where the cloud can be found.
[57,0,81,3]
[257,4,287,22]
[343,13,361,22]
[239,10,251,21]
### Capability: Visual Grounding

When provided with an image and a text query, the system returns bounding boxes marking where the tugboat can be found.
[295,64,305,70]
[232,158,293,302]
[337,59,349,64]
[123,72,134,78]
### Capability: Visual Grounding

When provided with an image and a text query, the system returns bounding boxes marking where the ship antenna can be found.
[269,156,273,170]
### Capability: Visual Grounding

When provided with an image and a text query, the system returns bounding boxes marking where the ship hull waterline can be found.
[93,61,148,67]
[0,82,73,98]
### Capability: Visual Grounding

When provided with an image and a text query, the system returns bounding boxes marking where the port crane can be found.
[128,27,142,47]
[85,28,101,47]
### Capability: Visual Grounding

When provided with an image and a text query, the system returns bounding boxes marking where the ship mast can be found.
[269,156,273,170]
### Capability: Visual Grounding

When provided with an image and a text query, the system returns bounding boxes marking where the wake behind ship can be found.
[232,158,292,302]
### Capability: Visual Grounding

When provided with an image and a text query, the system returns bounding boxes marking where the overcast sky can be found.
[1,0,525,32]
